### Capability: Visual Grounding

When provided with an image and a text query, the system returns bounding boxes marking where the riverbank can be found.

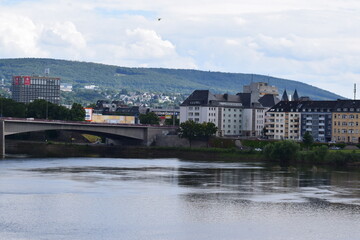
[6,140,360,168]
[5,140,262,161]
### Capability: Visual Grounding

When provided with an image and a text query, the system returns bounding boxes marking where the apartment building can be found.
[266,101,302,140]
[266,99,360,143]
[300,101,335,142]
[332,100,360,143]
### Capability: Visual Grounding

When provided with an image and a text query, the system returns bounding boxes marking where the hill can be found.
[0,58,344,104]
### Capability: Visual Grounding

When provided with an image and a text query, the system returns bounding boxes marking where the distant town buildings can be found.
[84,85,98,90]
[60,83,73,92]
[11,75,60,104]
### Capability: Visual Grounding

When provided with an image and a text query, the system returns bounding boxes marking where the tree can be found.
[139,112,160,125]
[263,140,300,164]
[164,116,179,126]
[178,120,201,147]
[0,98,26,118]
[70,103,85,121]
[26,99,49,119]
[200,122,218,147]
[178,120,217,148]
[303,131,314,150]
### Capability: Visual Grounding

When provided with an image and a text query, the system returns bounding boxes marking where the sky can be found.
[0,0,360,98]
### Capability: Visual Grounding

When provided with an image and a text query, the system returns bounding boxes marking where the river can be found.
[0,157,359,240]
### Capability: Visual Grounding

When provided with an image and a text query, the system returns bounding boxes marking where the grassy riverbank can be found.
[5,140,360,168]
[5,140,262,161]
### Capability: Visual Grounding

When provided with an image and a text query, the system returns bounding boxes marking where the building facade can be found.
[265,99,360,143]
[332,100,360,143]
[12,75,60,104]
[180,84,280,137]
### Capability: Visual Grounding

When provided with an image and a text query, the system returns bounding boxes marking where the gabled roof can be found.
[334,100,360,111]
[236,93,251,107]
[259,94,280,108]
[180,90,218,106]
[268,100,338,112]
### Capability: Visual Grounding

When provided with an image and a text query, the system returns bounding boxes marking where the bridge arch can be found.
[0,119,177,156]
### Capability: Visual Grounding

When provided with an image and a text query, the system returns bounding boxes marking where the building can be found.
[266,101,302,140]
[265,98,360,143]
[300,101,335,142]
[60,83,73,92]
[12,75,60,104]
[332,100,360,143]
[180,83,280,137]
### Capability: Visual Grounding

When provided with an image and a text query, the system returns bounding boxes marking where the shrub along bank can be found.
[263,140,360,167]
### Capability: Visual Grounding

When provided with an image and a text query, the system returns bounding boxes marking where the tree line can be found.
[0,98,85,121]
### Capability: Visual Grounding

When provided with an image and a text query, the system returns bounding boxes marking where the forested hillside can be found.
[0,58,344,102]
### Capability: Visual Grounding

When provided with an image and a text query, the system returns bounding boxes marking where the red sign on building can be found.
[13,76,20,85]
[24,76,31,85]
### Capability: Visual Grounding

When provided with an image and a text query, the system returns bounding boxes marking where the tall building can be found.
[12,75,60,104]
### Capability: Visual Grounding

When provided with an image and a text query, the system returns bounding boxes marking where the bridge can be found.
[0,118,177,157]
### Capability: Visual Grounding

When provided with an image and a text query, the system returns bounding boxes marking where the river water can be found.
[0,157,359,240]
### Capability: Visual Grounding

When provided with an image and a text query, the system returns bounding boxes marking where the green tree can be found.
[200,122,218,147]
[303,131,314,150]
[263,140,300,164]
[139,112,160,125]
[0,98,26,118]
[70,103,85,121]
[178,120,201,147]
[178,121,217,147]
[26,99,50,119]
[164,116,179,126]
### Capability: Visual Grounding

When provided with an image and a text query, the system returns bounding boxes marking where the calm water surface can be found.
[0,157,359,240]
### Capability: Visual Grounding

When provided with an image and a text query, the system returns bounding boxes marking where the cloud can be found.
[0,0,360,98]
[0,13,45,57]
[41,22,86,49]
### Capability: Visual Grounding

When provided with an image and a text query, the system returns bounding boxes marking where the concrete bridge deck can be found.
[0,118,177,157]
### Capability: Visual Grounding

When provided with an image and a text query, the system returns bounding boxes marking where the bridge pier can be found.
[0,120,4,157]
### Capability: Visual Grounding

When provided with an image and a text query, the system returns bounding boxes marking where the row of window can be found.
[223,119,241,123]
[334,136,358,142]
[333,129,360,134]
[334,122,359,126]
[334,114,359,119]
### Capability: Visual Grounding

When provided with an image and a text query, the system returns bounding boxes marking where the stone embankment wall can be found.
[154,135,207,148]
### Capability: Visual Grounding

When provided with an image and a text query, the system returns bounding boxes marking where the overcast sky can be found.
[0,0,359,98]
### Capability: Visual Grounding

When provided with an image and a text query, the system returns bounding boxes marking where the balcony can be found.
[306,117,312,120]
[319,117,325,121]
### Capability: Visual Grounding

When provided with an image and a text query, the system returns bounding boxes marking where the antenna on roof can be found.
[354,83,357,100]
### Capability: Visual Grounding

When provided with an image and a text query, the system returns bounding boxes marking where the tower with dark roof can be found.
[281,89,289,101]
[293,89,299,101]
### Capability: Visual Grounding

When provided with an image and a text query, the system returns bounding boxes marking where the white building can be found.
[180,85,280,137]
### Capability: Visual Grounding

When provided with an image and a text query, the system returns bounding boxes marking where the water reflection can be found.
[20,159,360,205]
[0,158,359,240]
